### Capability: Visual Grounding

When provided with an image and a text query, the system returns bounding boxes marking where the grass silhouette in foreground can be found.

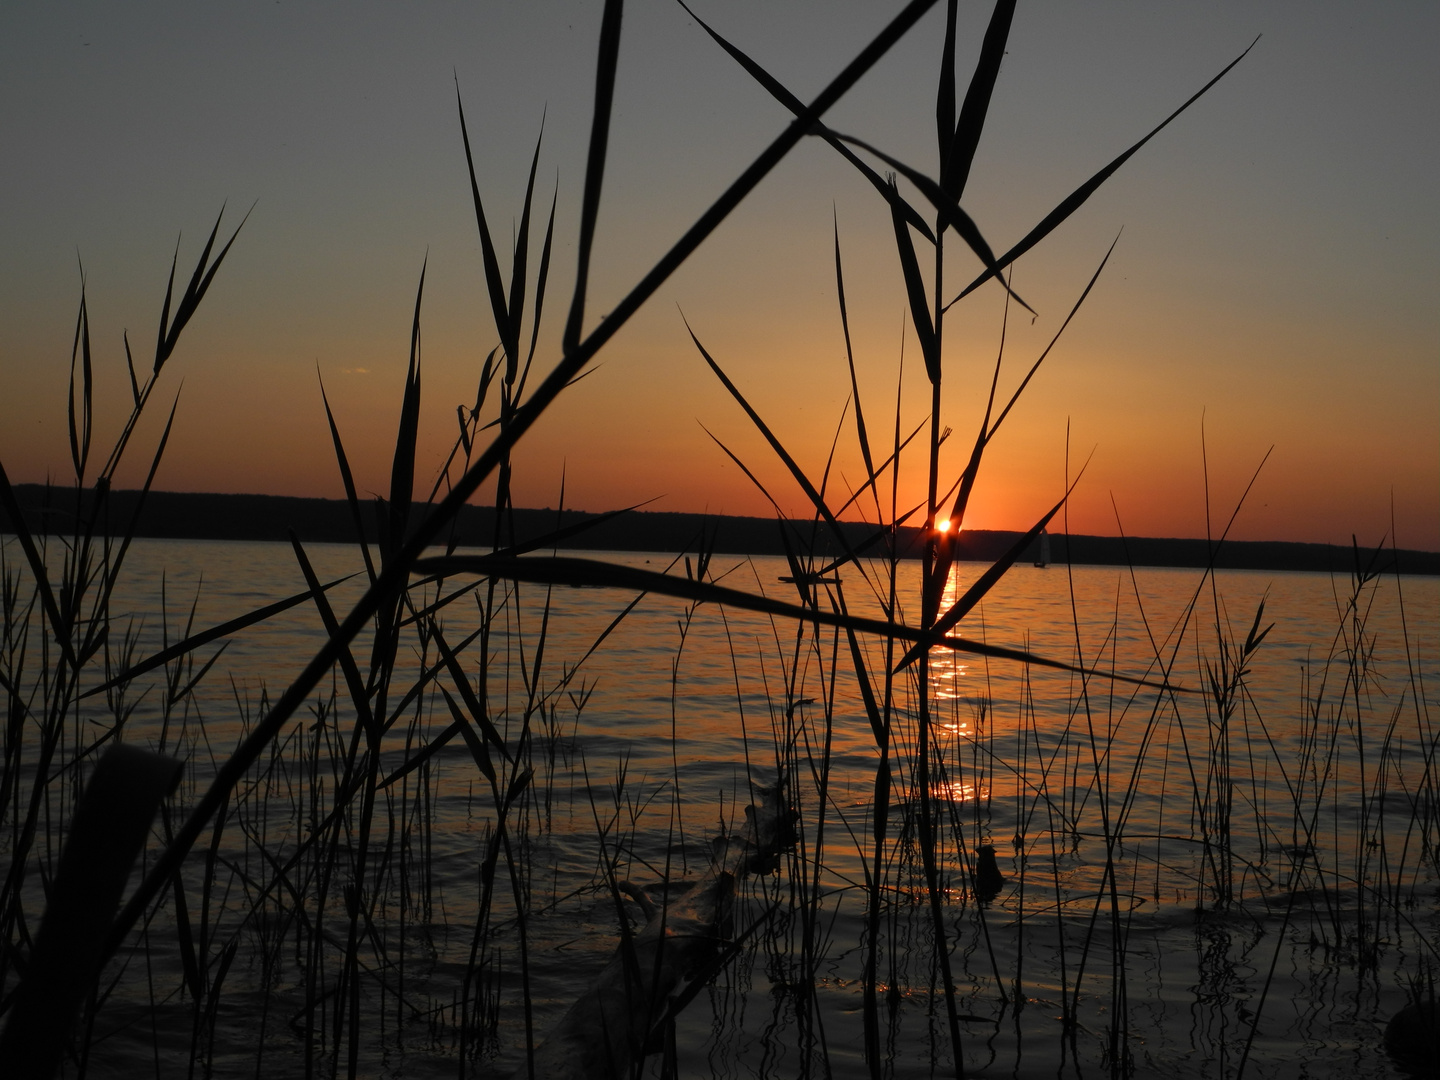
[1,3,1435,1079]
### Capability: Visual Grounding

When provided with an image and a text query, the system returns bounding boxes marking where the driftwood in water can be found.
[524,778,795,1080]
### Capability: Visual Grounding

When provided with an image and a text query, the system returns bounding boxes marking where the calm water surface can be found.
[11,537,1439,1078]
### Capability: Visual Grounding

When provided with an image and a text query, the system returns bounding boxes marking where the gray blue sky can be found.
[2,2,1436,547]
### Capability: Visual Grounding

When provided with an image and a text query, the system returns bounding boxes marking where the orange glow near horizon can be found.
[0,7,1435,552]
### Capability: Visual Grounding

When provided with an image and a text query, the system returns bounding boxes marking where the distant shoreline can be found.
[5,485,1437,576]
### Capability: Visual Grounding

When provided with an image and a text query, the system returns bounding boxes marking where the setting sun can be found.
[936,518,952,533]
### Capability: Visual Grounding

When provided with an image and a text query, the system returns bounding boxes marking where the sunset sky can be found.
[2,2,1436,550]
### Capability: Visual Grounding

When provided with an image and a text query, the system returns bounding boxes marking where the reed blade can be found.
[122,330,140,407]
[887,181,941,384]
[838,597,887,746]
[944,0,1016,200]
[105,394,179,593]
[455,86,516,368]
[985,234,1119,443]
[81,576,354,699]
[817,393,850,506]
[1243,598,1274,655]
[832,417,927,520]
[843,137,1033,314]
[416,553,1186,692]
[776,517,814,608]
[562,0,624,356]
[676,0,937,243]
[67,282,94,482]
[319,374,378,585]
[430,622,512,764]
[936,0,957,183]
[154,241,178,373]
[833,215,876,484]
[699,423,787,518]
[476,346,499,422]
[687,321,863,572]
[380,720,463,790]
[99,209,244,485]
[811,501,922,579]
[925,241,1114,602]
[166,864,204,1004]
[506,118,545,382]
[289,533,378,739]
[492,501,651,559]
[155,204,251,373]
[949,37,1259,306]
[386,261,426,563]
[380,625,482,732]
[167,642,228,707]
[523,178,559,379]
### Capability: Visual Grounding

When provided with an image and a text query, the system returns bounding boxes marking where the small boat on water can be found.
[1034,529,1051,568]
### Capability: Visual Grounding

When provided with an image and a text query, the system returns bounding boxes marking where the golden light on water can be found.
[932,778,986,804]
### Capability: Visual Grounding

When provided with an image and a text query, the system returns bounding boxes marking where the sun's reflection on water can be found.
[928,562,973,702]
[931,777,986,803]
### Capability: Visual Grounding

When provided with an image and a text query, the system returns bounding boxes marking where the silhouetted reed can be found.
[1,4,1434,1080]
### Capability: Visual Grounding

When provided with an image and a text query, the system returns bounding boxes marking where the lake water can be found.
[4,535,1437,1078]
